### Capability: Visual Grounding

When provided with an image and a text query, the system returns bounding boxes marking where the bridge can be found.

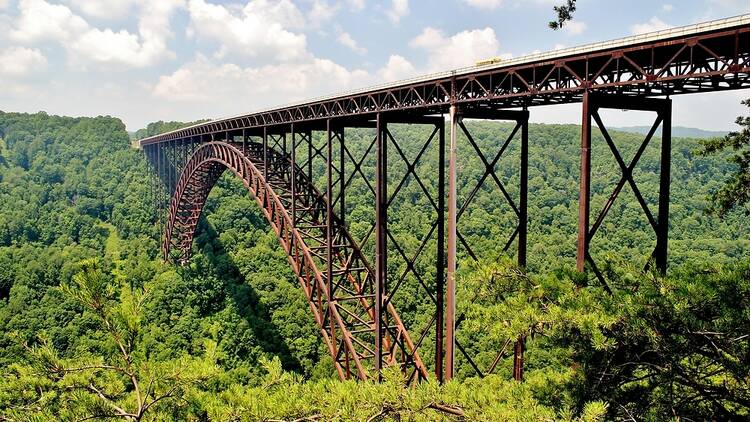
[140,15,750,383]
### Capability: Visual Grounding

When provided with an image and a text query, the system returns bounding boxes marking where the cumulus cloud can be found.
[662,4,674,12]
[337,31,366,54]
[378,54,416,82]
[67,0,138,20]
[410,27,508,71]
[0,46,47,76]
[386,0,408,24]
[10,0,180,68]
[631,17,672,35]
[309,0,340,24]
[186,0,307,61]
[11,0,88,43]
[152,54,372,104]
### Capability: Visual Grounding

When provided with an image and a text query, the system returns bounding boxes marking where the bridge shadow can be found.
[181,214,307,375]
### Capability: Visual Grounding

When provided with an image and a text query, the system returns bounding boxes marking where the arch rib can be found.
[163,141,429,382]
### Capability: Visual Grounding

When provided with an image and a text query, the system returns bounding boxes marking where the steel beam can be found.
[445,105,458,381]
[263,126,268,183]
[141,21,750,146]
[326,119,336,363]
[655,102,672,273]
[578,93,673,284]
[519,110,528,268]
[436,116,446,382]
[374,113,387,379]
[291,124,297,225]
[577,91,592,273]
[339,128,346,227]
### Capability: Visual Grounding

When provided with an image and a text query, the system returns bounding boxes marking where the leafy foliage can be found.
[0,110,748,420]
[699,98,750,215]
[549,0,577,30]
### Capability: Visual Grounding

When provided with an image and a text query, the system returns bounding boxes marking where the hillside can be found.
[614,125,729,138]
[0,111,748,420]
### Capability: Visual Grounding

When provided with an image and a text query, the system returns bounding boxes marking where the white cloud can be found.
[662,4,674,12]
[0,46,47,76]
[151,50,423,106]
[0,0,10,10]
[11,0,88,43]
[386,0,408,24]
[347,0,365,11]
[309,0,339,24]
[10,0,179,68]
[563,20,587,35]
[378,54,416,82]
[410,27,508,71]
[243,0,305,28]
[461,0,503,9]
[187,0,307,61]
[337,31,366,54]
[152,54,371,104]
[67,0,138,20]
[631,17,672,35]
[68,28,161,67]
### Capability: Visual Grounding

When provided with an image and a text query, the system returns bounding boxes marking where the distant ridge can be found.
[614,126,728,139]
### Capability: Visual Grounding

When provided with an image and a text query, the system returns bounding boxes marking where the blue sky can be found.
[1,0,749,130]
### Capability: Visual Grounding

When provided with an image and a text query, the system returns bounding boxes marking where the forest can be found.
[0,108,748,421]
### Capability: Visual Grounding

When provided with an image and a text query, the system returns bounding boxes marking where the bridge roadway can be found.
[140,15,750,383]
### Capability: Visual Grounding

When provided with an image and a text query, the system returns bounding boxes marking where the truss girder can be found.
[142,27,750,146]
[162,141,429,382]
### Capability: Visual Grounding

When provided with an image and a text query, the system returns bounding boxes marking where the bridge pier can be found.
[444,105,530,382]
[577,92,672,288]
[372,113,446,382]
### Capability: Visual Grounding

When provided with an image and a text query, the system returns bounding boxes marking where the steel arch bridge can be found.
[141,15,750,383]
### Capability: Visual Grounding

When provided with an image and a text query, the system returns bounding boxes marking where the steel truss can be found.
[141,25,749,145]
[158,131,434,381]
[444,107,529,381]
[577,93,672,289]
[140,18,750,386]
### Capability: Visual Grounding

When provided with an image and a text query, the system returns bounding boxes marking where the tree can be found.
[1,260,216,421]
[549,0,577,30]
[699,98,750,215]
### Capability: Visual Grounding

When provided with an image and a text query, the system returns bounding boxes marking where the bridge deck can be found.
[140,14,750,144]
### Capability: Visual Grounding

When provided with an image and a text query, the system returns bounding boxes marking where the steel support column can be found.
[339,128,346,228]
[374,113,387,379]
[242,129,247,155]
[519,110,529,268]
[445,105,458,381]
[577,91,592,273]
[291,124,297,225]
[436,116,446,382]
[445,106,529,381]
[326,120,337,364]
[655,102,672,274]
[513,107,530,382]
[577,93,673,286]
[263,126,269,183]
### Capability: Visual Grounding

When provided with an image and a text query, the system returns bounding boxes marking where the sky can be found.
[1,0,749,131]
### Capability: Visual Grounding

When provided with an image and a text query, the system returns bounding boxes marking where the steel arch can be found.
[163,141,429,381]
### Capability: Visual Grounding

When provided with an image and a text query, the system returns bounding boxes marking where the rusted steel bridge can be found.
[141,15,750,383]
